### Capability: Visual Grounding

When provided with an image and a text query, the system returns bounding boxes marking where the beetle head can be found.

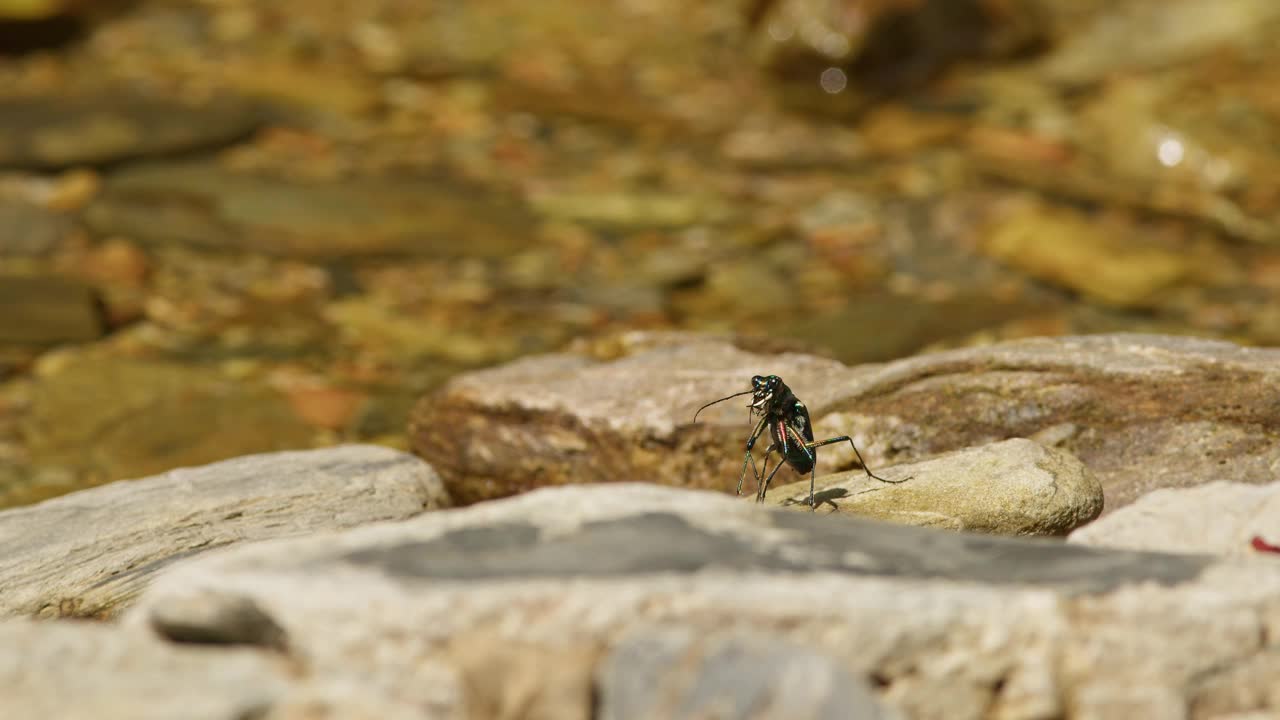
[749,374,781,413]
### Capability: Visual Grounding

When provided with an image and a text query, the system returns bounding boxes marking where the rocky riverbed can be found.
[4,0,1280,504]
[2,333,1280,719]
[4,1,1280,718]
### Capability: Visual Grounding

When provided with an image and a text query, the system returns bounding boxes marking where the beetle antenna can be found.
[693,389,754,422]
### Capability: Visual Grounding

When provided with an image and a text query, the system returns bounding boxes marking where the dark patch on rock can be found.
[345,514,749,579]
[768,511,1206,593]
[345,510,1208,593]
[425,522,542,553]
[150,593,289,652]
[598,629,889,720]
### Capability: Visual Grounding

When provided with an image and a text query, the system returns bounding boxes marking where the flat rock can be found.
[85,160,532,258]
[1069,481,1280,556]
[0,616,467,719]
[978,198,1194,307]
[821,333,1280,512]
[0,445,449,618]
[0,275,103,345]
[17,355,318,497]
[0,93,261,170]
[128,484,1280,720]
[0,618,287,720]
[764,438,1103,536]
[409,333,856,505]
[411,332,1280,513]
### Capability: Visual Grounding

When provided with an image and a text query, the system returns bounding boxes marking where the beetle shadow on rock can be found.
[781,486,850,510]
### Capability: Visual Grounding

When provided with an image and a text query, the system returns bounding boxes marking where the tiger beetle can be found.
[693,374,908,509]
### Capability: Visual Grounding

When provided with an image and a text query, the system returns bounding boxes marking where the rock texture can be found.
[822,333,1280,512]
[410,333,855,504]
[0,618,287,720]
[765,438,1103,536]
[597,627,899,720]
[410,332,1280,512]
[1069,480,1280,556]
[0,445,448,618]
[127,483,1280,720]
[0,616,469,720]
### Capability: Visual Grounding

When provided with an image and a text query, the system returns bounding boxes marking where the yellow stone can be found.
[982,200,1190,307]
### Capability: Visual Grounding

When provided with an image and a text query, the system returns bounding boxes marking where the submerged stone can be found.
[86,161,534,259]
[0,93,261,170]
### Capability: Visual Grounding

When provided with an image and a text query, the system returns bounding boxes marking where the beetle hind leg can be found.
[806,435,911,484]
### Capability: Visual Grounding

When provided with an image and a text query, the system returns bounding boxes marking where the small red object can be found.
[1250,536,1280,554]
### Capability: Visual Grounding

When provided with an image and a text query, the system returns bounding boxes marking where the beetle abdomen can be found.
[771,419,816,474]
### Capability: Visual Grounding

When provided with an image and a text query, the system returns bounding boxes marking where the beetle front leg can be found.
[735,416,770,496]
[757,454,788,502]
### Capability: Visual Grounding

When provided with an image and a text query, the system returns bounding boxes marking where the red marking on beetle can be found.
[1250,536,1280,554]
[776,420,789,452]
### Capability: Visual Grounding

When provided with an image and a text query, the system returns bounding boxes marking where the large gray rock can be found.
[130,483,1280,720]
[0,445,448,618]
[411,332,1280,513]
[1069,481,1280,555]
[0,618,286,720]
[0,616,468,720]
[765,438,1103,536]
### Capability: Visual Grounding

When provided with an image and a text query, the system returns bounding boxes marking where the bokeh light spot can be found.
[819,67,847,94]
